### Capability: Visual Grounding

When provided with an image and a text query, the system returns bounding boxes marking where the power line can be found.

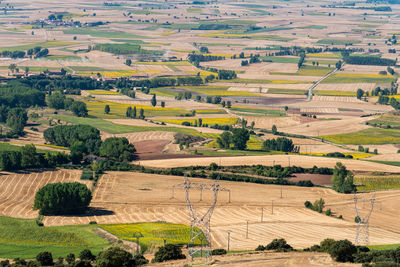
[354,193,375,245]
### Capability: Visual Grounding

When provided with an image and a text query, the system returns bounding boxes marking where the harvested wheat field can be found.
[0,169,89,219]
[138,155,400,173]
[148,251,359,267]
[35,171,400,250]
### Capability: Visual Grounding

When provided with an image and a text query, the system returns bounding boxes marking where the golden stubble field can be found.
[2,169,400,251]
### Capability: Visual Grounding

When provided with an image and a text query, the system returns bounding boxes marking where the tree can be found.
[36,252,53,266]
[66,253,75,265]
[48,14,56,20]
[104,105,110,114]
[313,198,325,213]
[126,107,132,118]
[47,91,66,109]
[133,106,137,118]
[96,247,133,267]
[99,137,136,162]
[125,59,132,66]
[70,101,88,117]
[217,131,232,149]
[265,239,293,251]
[356,89,364,100]
[79,249,95,261]
[25,67,29,75]
[328,240,357,262]
[21,144,39,168]
[331,162,356,193]
[151,94,157,107]
[33,182,92,215]
[161,101,165,108]
[153,244,186,263]
[6,107,27,134]
[231,128,250,150]
[272,125,278,135]
[227,101,231,108]
[139,108,144,119]
[8,64,16,73]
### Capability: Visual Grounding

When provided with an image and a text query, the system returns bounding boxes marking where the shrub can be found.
[36,252,53,266]
[96,247,143,267]
[33,182,92,215]
[212,249,227,255]
[255,245,266,251]
[320,238,336,252]
[325,209,332,216]
[304,201,312,208]
[328,239,357,262]
[79,249,95,261]
[152,244,186,263]
[265,238,293,251]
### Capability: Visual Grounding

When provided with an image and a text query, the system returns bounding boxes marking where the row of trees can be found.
[262,137,295,152]
[0,46,49,59]
[47,92,88,117]
[0,106,28,136]
[216,128,250,150]
[343,55,396,66]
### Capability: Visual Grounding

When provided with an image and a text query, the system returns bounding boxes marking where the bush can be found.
[212,249,227,255]
[152,244,186,263]
[265,239,293,252]
[320,238,336,252]
[36,252,53,266]
[33,182,92,215]
[79,249,95,261]
[255,245,266,251]
[328,239,357,262]
[304,201,312,208]
[96,247,145,267]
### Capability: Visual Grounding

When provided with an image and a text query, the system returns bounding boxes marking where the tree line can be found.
[0,46,49,59]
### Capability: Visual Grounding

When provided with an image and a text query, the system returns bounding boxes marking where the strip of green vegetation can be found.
[193,149,281,157]
[368,244,400,251]
[94,43,163,55]
[69,66,112,72]
[0,216,109,259]
[365,160,400,167]
[322,128,400,144]
[322,74,396,84]
[267,88,308,95]
[355,176,400,191]
[54,115,200,135]
[45,55,83,61]
[63,29,150,39]
[368,113,400,128]
[0,41,76,52]
[260,56,299,63]
[317,39,361,45]
[271,66,334,76]
[110,39,148,44]
[230,107,286,116]
[99,222,205,252]
[0,143,59,153]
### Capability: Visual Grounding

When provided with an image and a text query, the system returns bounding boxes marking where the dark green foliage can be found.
[0,144,51,171]
[320,238,336,252]
[44,125,101,155]
[357,89,364,100]
[79,249,95,261]
[255,245,266,251]
[217,131,232,148]
[36,252,53,266]
[94,43,163,55]
[153,244,186,263]
[33,182,92,215]
[47,92,66,109]
[212,249,227,255]
[272,125,277,135]
[96,247,140,267]
[304,198,325,213]
[331,162,356,193]
[265,239,293,252]
[104,105,110,114]
[188,54,225,62]
[72,260,93,267]
[344,55,396,66]
[231,128,250,150]
[66,253,75,264]
[151,94,156,107]
[6,107,28,135]
[70,101,88,117]
[329,240,357,262]
[99,137,136,162]
[304,201,312,208]
[263,137,294,152]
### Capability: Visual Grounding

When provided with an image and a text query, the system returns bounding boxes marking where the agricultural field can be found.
[1,0,400,263]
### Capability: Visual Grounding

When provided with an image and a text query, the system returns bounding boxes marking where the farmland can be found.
[1,0,400,264]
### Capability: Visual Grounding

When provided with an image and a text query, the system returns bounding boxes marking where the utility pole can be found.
[261,206,263,222]
[280,186,283,199]
[271,200,274,215]
[246,220,249,239]
[227,231,231,251]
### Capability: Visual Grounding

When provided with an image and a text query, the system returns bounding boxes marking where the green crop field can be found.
[260,56,299,63]
[0,216,109,259]
[316,39,361,45]
[230,106,286,116]
[267,88,308,95]
[45,55,83,61]
[368,244,400,251]
[176,85,259,96]
[187,7,202,13]
[368,113,400,128]
[99,222,205,252]
[158,117,238,126]
[322,73,396,84]
[314,90,356,96]
[0,41,76,52]
[355,176,400,191]
[322,128,400,144]
[55,115,204,135]
[271,66,334,76]
[62,29,149,39]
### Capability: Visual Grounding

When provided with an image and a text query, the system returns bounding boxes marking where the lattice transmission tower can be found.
[354,193,375,245]
[172,175,230,261]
